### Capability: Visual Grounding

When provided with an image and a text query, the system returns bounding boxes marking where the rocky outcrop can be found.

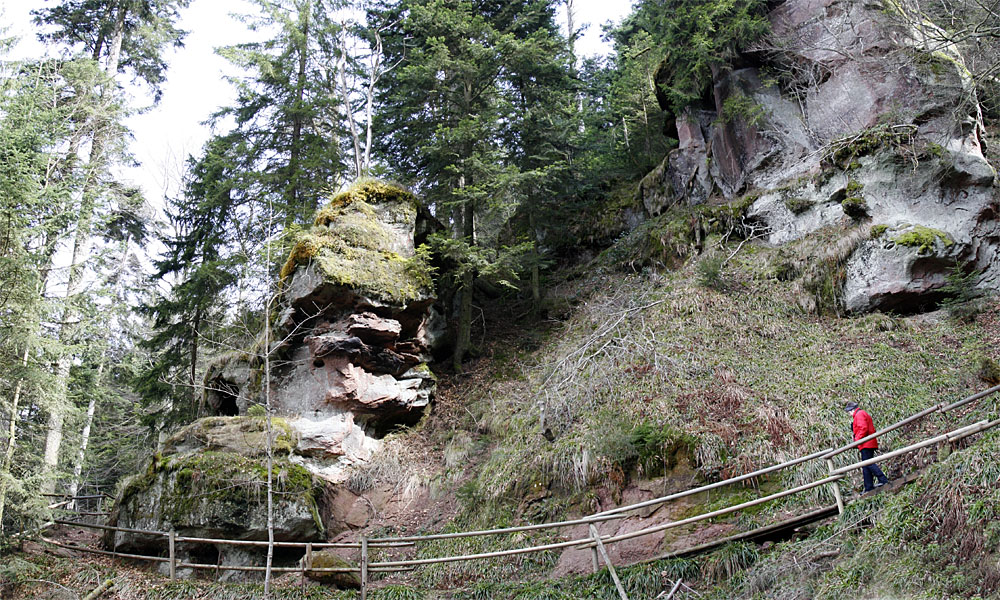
[107,181,442,580]
[640,0,999,312]
[203,180,442,483]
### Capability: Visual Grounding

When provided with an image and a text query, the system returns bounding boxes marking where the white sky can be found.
[1,0,632,207]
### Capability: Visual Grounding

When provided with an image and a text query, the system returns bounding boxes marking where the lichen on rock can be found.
[279,179,434,305]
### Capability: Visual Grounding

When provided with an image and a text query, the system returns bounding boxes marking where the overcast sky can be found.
[2,1,632,206]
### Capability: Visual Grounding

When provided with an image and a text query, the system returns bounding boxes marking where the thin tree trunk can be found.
[338,30,363,178]
[68,361,103,511]
[192,307,202,414]
[287,2,310,218]
[362,31,384,175]
[529,209,541,314]
[453,194,475,372]
[263,208,276,598]
[0,346,30,531]
[41,7,125,496]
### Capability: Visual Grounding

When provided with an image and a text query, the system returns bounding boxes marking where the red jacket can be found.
[852,409,879,450]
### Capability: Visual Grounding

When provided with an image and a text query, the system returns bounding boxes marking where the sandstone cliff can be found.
[638,0,998,313]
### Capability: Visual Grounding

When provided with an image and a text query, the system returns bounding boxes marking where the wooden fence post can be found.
[168,530,176,581]
[302,542,312,589]
[826,459,844,515]
[589,524,630,600]
[360,536,368,600]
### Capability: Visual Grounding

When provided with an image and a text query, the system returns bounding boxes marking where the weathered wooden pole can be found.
[826,459,845,514]
[302,542,312,589]
[361,536,369,600]
[168,530,176,581]
[589,524,630,600]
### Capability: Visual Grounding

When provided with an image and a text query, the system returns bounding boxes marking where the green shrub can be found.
[697,253,727,289]
[939,261,981,320]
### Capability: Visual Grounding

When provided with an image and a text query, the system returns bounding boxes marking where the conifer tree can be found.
[29,0,190,494]
[374,0,572,369]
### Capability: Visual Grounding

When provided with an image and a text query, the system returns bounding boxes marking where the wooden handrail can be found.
[36,386,1000,587]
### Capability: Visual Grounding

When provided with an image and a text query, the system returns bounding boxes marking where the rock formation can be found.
[639,0,999,312]
[106,180,442,575]
[204,179,442,482]
[104,417,324,580]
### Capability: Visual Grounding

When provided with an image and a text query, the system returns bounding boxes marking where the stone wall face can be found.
[641,0,998,312]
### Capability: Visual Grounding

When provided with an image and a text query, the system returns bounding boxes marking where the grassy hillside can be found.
[369,226,1000,596]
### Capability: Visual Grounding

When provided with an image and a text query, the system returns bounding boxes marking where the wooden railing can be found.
[37,384,1000,600]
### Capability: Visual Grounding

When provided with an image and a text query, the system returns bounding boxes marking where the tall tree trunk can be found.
[338,31,363,178]
[263,207,276,598]
[67,361,103,511]
[192,307,202,414]
[362,29,385,175]
[287,2,310,219]
[41,7,126,495]
[529,209,541,314]
[453,193,475,372]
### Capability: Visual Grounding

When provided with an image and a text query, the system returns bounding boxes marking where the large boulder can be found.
[104,417,324,580]
[640,0,998,312]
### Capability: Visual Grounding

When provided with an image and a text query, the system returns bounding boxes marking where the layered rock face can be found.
[104,417,324,579]
[205,180,442,481]
[639,0,998,312]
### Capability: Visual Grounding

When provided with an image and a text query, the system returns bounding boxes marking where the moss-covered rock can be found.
[306,551,362,589]
[279,179,434,305]
[105,449,324,554]
[893,225,953,255]
[161,416,296,457]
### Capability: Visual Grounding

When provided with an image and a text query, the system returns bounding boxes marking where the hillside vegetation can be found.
[337,230,1000,598]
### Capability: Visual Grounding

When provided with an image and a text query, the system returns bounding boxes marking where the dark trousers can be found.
[860,447,889,491]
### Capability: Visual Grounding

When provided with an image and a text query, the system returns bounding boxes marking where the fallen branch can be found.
[83,578,115,600]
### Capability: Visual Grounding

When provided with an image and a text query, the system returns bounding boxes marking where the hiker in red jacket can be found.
[844,402,890,492]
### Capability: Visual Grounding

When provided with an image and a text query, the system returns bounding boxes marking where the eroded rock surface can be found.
[107,182,443,579]
[640,0,998,312]
[202,181,442,483]
[104,417,324,580]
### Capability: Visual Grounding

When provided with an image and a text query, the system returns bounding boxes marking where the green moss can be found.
[313,178,417,228]
[870,224,889,238]
[893,225,953,254]
[841,196,868,219]
[828,123,916,166]
[279,179,434,303]
[118,449,323,536]
[783,196,812,214]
